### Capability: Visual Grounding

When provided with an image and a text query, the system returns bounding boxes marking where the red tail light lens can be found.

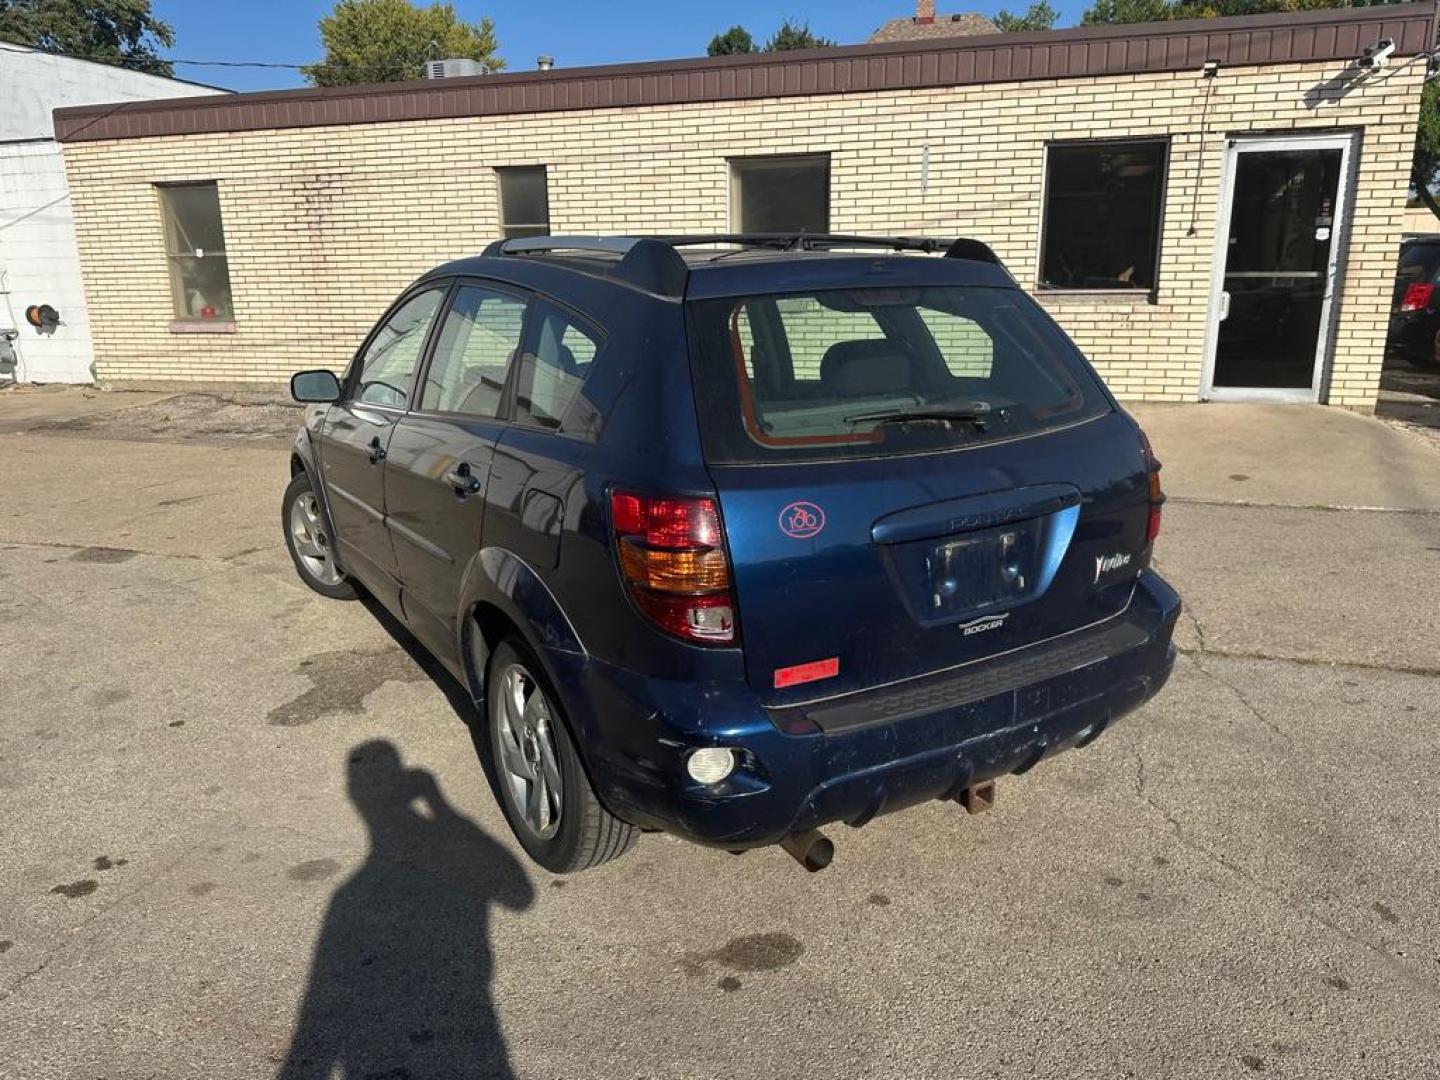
[1139,427,1164,545]
[610,490,736,645]
[1401,283,1434,313]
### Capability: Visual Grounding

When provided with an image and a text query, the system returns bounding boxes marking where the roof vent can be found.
[425,58,485,79]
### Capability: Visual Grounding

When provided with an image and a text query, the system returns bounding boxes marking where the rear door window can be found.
[512,301,601,430]
[686,286,1109,463]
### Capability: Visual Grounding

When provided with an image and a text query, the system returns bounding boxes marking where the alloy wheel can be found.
[288,491,343,586]
[494,663,564,839]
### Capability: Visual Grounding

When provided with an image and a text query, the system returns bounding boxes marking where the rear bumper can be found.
[543,571,1181,848]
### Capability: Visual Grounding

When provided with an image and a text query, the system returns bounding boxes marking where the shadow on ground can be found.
[275,739,535,1079]
[1378,356,1440,431]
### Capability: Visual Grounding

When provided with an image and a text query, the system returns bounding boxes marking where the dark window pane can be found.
[498,166,550,233]
[159,183,233,320]
[733,156,829,233]
[160,183,227,255]
[1041,142,1166,290]
[421,286,527,416]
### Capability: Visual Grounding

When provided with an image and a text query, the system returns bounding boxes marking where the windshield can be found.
[685,286,1110,464]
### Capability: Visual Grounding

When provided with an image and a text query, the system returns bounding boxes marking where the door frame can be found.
[1199,131,1358,403]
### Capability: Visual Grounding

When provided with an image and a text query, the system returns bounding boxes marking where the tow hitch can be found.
[957,779,996,814]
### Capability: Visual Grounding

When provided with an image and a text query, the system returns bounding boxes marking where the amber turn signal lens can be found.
[619,541,730,592]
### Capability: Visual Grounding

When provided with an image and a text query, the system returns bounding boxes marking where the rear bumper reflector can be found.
[774,657,840,689]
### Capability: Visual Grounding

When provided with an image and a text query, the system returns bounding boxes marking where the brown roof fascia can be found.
[53,2,1439,144]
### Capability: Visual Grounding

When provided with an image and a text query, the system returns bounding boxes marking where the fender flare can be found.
[455,545,587,704]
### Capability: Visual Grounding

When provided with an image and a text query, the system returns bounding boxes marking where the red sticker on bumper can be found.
[773,657,840,689]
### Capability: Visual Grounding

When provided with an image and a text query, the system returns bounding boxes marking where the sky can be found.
[152,0,1094,93]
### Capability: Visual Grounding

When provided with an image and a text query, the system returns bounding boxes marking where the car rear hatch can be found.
[683,260,1156,704]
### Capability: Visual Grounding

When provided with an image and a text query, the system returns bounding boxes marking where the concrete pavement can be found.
[1,397,1437,1079]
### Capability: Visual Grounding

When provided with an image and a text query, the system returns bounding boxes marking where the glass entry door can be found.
[1203,134,1354,401]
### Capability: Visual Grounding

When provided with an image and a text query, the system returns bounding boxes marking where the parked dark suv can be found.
[1387,235,1440,366]
[284,234,1180,874]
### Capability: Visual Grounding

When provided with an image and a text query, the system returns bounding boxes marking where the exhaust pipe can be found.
[957,779,996,814]
[780,828,834,872]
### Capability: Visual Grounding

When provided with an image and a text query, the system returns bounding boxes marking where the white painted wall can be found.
[0,43,225,382]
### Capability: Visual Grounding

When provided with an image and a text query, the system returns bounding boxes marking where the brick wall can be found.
[60,58,1423,406]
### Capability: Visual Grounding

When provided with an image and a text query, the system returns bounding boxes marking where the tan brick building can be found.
[55,3,1435,408]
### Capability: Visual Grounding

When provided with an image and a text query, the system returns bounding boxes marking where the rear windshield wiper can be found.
[844,402,998,431]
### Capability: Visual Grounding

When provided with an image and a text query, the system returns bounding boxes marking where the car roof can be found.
[421,235,1019,302]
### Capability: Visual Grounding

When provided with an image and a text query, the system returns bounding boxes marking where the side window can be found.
[353,288,444,408]
[514,303,600,430]
[421,284,528,416]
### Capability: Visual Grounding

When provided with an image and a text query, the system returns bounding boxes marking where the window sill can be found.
[169,320,238,334]
[1033,289,1158,305]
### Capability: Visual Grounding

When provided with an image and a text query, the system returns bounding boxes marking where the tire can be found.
[282,471,357,600]
[486,637,638,873]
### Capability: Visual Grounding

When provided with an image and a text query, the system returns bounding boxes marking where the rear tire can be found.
[282,472,356,600]
[486,637,638,873]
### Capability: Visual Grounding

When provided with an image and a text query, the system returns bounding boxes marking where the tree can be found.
[1080,0,1439,217]
[302,0,502,87]
[707,25,755,56]
[994,1,1059,32]
[706,19,834,56]
[763,20,835,51]
[0,0,174,75]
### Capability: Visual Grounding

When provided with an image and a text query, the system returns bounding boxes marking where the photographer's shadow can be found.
[277,739,535,1080]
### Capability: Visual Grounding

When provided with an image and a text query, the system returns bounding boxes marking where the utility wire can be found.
[0,38,501,79]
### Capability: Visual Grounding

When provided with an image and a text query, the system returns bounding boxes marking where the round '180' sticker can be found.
[778,501,826,540]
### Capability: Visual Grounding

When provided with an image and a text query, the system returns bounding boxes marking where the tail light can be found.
[1139,427,1164,545]
[610,489,736,645]
[1400,283,1434,313]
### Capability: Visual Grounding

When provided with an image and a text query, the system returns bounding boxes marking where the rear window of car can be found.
[1396,242,1440,286]
[685,286,1110,463]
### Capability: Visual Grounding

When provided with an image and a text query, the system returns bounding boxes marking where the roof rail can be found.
[479,233,1007,297]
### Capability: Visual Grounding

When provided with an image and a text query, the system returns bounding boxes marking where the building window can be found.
[497,166,550,238]
[1040,140,1167,291]
[731,154,830,234]
[159,182,234,320]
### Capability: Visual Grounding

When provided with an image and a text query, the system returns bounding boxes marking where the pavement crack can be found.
[1129,749,1440,1000]
[1191,654,1292,743]
[1168,496,1440,517]
[1173,645,1440,680]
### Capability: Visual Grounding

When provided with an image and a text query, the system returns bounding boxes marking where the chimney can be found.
[916,0,935,23]
[537,55,554,70]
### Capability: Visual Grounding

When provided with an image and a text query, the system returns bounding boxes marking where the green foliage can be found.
[0,0,174,75]
[763,20,835,51]
[302,0,502,87]
[994,1,1059,32]
[707,19,834,56]
[707,25,755,56]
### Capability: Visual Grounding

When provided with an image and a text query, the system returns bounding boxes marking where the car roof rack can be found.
[479,233,1005,299]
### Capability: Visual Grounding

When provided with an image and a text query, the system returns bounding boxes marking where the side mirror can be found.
[291,369,342,403]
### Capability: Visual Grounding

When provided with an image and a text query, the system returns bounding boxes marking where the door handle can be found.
[367,436,386,464]
[444,463,483,495]
[1218,291,1231,322]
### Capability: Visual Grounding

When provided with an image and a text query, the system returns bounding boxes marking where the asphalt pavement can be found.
[1,389,1437,1079]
